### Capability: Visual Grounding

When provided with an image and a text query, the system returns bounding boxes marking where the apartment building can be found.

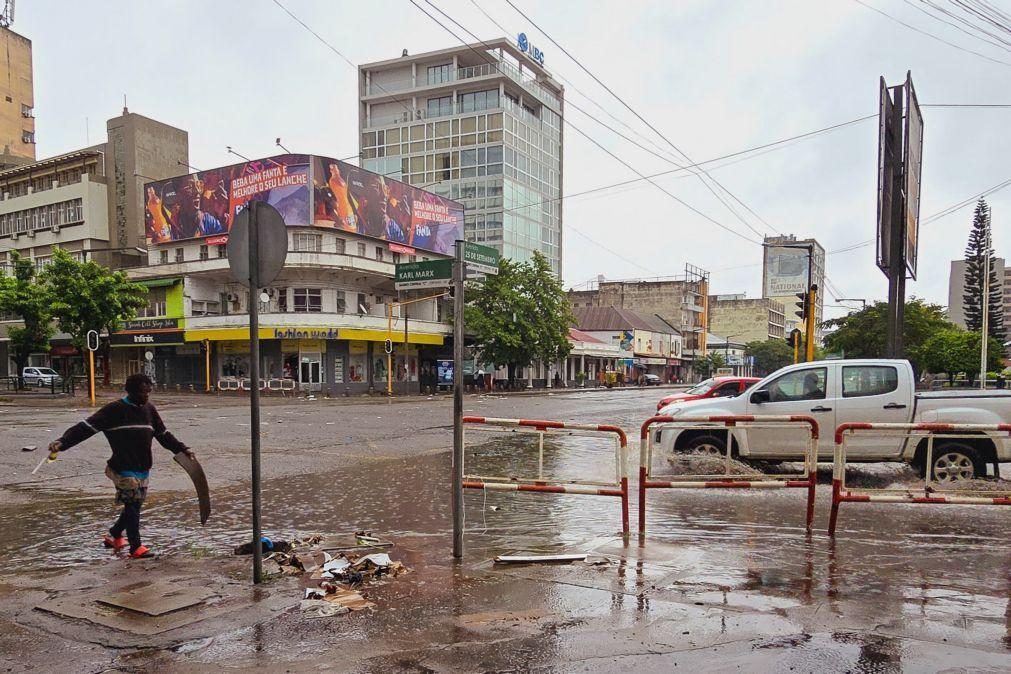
[359,38,564,273]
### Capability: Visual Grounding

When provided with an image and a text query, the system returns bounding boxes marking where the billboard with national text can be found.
[145,154,463,257]
[764,246,810,296]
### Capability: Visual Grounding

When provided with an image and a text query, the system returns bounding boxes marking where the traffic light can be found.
[785,331,797,348]
[794,291,808,321]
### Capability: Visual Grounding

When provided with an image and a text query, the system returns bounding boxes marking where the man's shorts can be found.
[105,465,149,505]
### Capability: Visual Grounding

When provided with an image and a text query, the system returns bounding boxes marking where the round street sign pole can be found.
[227,200,288,584]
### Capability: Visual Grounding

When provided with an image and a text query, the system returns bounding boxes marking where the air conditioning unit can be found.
[226,293,240,302]
[50,225,60,234]
[26,229,34,238]
[11,231,18,240]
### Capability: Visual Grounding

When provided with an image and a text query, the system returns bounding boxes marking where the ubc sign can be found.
[517,33,545,66]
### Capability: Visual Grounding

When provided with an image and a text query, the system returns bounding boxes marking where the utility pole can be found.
[806,285,818,363]
[451,243,465,559]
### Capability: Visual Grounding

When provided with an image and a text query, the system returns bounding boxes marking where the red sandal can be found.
[128,545,154,559]
[103,535,128,550]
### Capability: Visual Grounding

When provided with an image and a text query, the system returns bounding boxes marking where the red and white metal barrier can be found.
[639,415,820,535]
[829,422,1011,536]
[462,416,630,535]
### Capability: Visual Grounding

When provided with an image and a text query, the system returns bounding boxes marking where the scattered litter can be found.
[21,445,36,452]
[300,599,349,619]
[494,553,588,564]
[236,532,407,618]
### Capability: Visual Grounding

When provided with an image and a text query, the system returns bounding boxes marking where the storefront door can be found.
[299,352,322,392]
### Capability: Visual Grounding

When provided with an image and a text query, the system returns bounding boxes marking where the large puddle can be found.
[2,421,1009,665]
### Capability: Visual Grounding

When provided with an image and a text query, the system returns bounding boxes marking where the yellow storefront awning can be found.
[338,328,444,345]
[185,326,444,346]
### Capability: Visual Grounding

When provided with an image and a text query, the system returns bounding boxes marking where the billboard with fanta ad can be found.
[145,154,463,256]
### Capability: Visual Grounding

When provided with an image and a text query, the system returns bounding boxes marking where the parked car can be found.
[642,374,662,386]
[22,367,63,388]
[656,376,761,412]
[655,359,1011,481]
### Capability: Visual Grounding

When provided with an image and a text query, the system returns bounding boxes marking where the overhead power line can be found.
[503,0,782,238]
[852,0,1011,66]
[412,0,764,245]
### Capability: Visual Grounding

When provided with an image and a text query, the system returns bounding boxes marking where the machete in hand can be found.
[174,452,211,525]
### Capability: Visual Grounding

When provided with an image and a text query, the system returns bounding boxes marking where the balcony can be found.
[365,56,560,113]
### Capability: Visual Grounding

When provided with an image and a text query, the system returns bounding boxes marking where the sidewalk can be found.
[0,383,692,409]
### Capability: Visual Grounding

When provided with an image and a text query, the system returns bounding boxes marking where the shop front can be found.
[109,320,187,386]
[186,326,443,396]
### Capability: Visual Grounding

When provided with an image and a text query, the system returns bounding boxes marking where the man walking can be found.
[48,373,194,559]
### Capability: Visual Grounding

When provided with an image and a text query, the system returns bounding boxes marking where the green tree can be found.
[695,352,726,378]
[962,198,1004,341]
[0,252,54,388]
[822,298,953,375]
[41,248,148,350]
[918,328,1003,386]
[745,338,794,375]
[465,252,573,386]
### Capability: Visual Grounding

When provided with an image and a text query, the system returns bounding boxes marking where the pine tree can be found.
[962,198,1005,341]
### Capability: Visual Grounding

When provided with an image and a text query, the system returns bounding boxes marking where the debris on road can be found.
[667,452,761,476]
[494,553,588,564]
[21,445,37,452]
[238,532,407,618]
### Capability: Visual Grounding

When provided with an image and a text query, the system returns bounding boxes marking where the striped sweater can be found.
[57,398,189,473]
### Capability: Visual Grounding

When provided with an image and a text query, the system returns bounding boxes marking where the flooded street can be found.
[1,389,1009,672]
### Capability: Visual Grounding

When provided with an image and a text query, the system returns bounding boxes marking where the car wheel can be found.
[926,442,983,483]
[683,434,727,457]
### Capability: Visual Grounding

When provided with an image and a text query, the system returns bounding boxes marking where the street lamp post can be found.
[835,298,867,309]
[724,334,740,374]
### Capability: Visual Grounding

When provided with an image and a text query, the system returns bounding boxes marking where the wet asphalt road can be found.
[0,388,1009,672]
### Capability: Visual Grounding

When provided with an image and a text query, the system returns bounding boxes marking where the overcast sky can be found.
[20,0,1011,319]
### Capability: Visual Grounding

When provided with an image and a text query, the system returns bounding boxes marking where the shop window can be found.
[293,288,322,312]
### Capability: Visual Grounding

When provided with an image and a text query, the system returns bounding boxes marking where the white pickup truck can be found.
[657,359,1011,481]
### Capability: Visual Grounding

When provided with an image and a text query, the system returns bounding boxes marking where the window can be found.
[21,130,34,144]
[217,244,227,258]
[426,95,453,118]
[199,244,209,261]
[335,290,347,313]
[842,366,899,398]
[278,288,288,312]
[713,382,741,398]
[191,300,221,317]
[392,252,401,265]
[427,63,451,85]
[293,232,322,252]
[293,288,322,312]
[357,242,367,257]
[459,89,499,113]
[335,238,346,254]
[159,250,169,264]
[357,292,368,314]
[375,248,384,263]
[766,367,827,402]
[174,248,184,262]
[21,104,32,118]
[139,288,167,317]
